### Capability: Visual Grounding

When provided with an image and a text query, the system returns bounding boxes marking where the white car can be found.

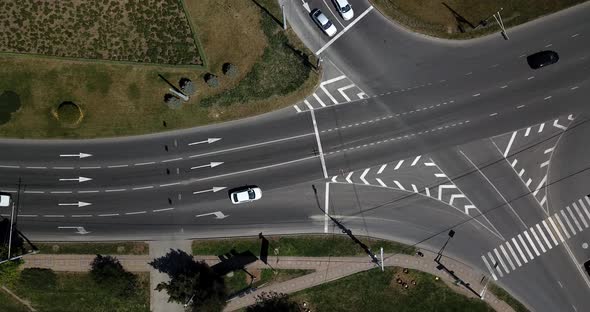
[0,193,12,207]
[230,186,262,204]
[332,0,354,21]
[311,9,337,37]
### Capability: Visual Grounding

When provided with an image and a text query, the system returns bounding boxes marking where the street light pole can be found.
[281,2,287,30]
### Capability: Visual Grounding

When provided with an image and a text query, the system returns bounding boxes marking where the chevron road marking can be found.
[503,131,517,157]
[312,93,326,107]
[553,119,567,130]
[345,172,354,183]
[377,164,387,174]
[393,180,405,190]
[411,155,422,166]
[359,168,370,185]
[376,178,387,187]
[464,204,476,214]
[437,185,457,201]
[338,84,355,102]
[449,194,466,206]
[394,160,404,170]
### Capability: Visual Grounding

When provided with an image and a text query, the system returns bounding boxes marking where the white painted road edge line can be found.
[315,6,374,55]
[310,108,328,179]
[503,131,517,157]
[324,182,330,233]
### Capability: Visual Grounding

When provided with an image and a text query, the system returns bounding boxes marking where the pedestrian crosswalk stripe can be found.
[481,255,498,280]
[561,210,577,235]
[542,220,558,245]
[506,241,522,267]
[494,248,510,274]
[500,245,516,270]
[524,230,541,256]
[548,216,565,243]
[567,206,583,231]
[572,202,589,228]
[530,227,546,253]
[536,223,553,250]
[511,237,528,264]
[488,252,503,277]
[578,199,590,221]
[555,213,571,238]
[518,234,534,260]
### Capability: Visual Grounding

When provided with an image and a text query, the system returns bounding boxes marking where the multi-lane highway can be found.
[2,0,590,311]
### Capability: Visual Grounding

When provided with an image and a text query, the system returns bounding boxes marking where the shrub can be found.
[90,254,137,297]
[53,101,83,127]
[204,73,219,88]
[164,93,182,109]
[179,78,196,95]
[222,63,239,77]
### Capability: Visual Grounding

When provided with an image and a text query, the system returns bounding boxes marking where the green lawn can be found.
[0,289,30,312]
[371,0,587,39]
[11,271,149,312]
[34,242,149,255]
[293,267,493,312]
[489,283,530,312]
[225,269,314,295]
[192,235,415,257]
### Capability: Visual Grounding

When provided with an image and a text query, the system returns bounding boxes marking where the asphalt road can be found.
[2,0,590,311]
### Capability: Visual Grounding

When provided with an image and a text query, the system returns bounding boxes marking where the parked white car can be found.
[230,186,262,204]
[0,193,12,207]
[311,9,337,37]
[332,0,354,21]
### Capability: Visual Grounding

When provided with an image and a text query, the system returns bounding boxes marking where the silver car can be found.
[311,9,337,37]
[332,0,354,21]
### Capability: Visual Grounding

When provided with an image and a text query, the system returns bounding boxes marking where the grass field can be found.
[293,267,493,312]
[0,0,318,138]
[226,268,313,295]
[489,283,530,312]
[371,0,587,39]
[33,242,149,255]
[0,289,29,312]
[11,271,149,312]
[192,235,416,257]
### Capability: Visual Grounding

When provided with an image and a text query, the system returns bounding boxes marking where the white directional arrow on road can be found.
[59,153,92,158]
[301,0,311,12]
[196,211,229,219]
[190,162,224,170]
[59,176,92,183]
[188,138,222,146]
[57,226,90,234]
[59,201,92,207]
[193,186,226,195]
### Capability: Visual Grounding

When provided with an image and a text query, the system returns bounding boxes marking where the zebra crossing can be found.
[493,114,575,213]
[293,74,367,112]
[482,195,590,280]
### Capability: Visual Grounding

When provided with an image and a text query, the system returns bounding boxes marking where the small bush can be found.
[164,93,182,109]
[204,73,219,88]
[179,78,196,95]
[90,255,137,297]
[53,101,83,127]
[222,63,238,78]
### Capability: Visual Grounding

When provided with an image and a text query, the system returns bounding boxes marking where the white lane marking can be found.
[572,33,579,37]
[488,252,504,277]
[530,227,546,253]
[312,93,327,107]
[518,234,534,260]
[44,215,65,218]
[538,123,545,132]
[540,196,547,206]
[553,119,567,130]
[189,132,313,159]
[51,191,73,194]
[98,213,119,217]
[524,127,531,136]
[359,168,370,185]
[134,162,155,166]
[548,216,566,243]
[536,223,553,250]
[162,158,182,163]
[320,84,338,104]
[126,211,147,215]
[481,255,498,280]
[26,166,47,169]
[324,182,330,233]
[338,84,355,102]
[572,202,589,228]
[544,96,552,100]
[304,100,314,110]
[315,6,374,55]
[424,162,435,166]
[322,75,346,85]
[411,184,418,193]
[294,105,302,113]
[0,165,20,168]
[160,182,181,187]
[153,208,174,212]
[556,213,572,238]
[504,131,517,157]
[528,76,535,80]
[394,160,404,170]
[376,178,387,187]
[542,220,558,245]
[493,248,510,274]
[78,190,99,194]
[108,164,128,168]
[132,186,154,191]
[310,108,328,179]
[24,190,45,194]
[518,168,525,177]
[393,180,405,190]
[511,159,518,167]
[472,93,481,97]
[545,43,552,47]
[80,166,101,169]
[571,86,579,90]
[424,187,430,197]
[53,166,74,170]
[490,112,498,117]
[517,105,525,109]
[19,214,38,217]
[411,155,421,166]
[500,245,516,270]
[540,160,550,168]
[524,230,541,256]
[500,85,508,89]
[72,215,92,218]
[511,237,528,264]
[544,147,554,154]
[533,174,548,196]
[525,178,532,187]
[105,189,126,193]
[567,206,583,231]
[505,241,521,267]
[377,164,387,174]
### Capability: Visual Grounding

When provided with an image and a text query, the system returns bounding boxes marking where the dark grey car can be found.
[527,50,559,69]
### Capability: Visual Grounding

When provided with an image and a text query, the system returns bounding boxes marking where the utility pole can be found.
[281,1,287,30]
[478,8,508,40]
[434,230,482,298]
[7,179,21,260]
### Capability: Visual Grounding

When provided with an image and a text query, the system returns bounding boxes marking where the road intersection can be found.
[2,0,590,311]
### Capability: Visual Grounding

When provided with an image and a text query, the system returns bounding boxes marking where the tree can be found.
[179,78,196,95]
[246,292,302,312]
[90,254,137,296]
[149,249,227,312]
[204,73,219,88]
[222,63,239,77]
[164,93,181,109]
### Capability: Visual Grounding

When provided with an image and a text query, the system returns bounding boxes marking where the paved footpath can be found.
[23,250,516,312]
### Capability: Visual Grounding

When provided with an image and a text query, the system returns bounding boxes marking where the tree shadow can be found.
[284,42,316,70]
[442,2,475,33]
[250,0,282,27]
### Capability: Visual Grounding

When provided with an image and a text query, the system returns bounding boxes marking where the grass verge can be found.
[0,288,29,312]
[293,267,493,312]
[371,0,586,39]
[10,271,149,312]
[225,268,314,295]
[34,242,148,255]
[0,0,318,138]
[489,283,530,312]
[192,235,416,257]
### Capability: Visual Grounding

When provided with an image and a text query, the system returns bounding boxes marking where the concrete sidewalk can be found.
[22,250,515,312]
